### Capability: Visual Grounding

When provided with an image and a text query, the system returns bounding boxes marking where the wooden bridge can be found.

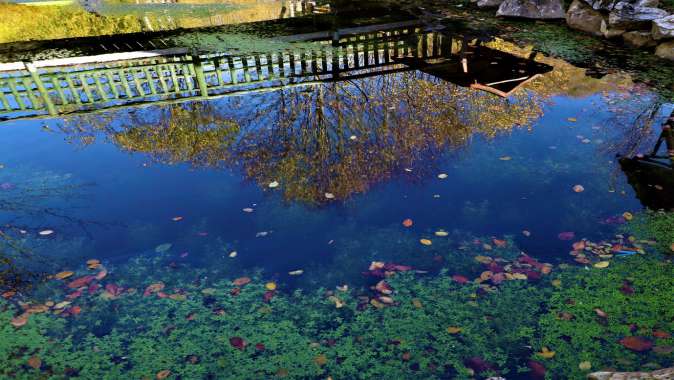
[0,21,551,121]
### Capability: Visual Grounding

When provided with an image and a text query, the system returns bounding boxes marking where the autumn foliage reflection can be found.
[66,71,543,203]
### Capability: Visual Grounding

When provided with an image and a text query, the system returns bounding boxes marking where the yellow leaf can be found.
[265,282,277,291]
[551,279,562,288]
[420,239,432,246]
[537,347,556,359]
[314,354,328,366]
[579,361,592,370]
[411,298,423,309]
[593,261,610,269]
[54,271,74,280]
[446,326,462,334]
[474,255,492,264]
[622,212,633,221]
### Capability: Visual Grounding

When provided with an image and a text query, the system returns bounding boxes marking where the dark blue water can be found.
[0,69,668,288]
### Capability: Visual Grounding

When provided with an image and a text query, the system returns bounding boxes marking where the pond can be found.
[1,3,674,379]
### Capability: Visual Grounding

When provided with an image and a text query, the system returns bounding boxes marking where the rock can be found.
[566,0,606,36]
[601,19,627,37]
[652,15,674,40]
[582,0,658,11]
[497,0,565,19]
[655,40,674,60]
[623,30,657,47]
[477,0,504,7]
[588,367,674,380]
[608,3,669,30]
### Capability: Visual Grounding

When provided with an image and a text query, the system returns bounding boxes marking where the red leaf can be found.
[229,337,246,350]
[232,277,251,286]
[67,276,95,289]
[620,336,653,352]
[557,232,575,241]
[452,275,469,284]
[528,360,546,380]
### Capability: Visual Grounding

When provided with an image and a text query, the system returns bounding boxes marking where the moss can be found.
[627,211,674,253]
[537,255,674,378]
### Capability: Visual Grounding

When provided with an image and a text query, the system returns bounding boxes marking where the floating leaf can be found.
[593,261,610,269]
[288,270,303,276]
[402,219,413,228]
[446,326,462,334]
[622,212,633,221]
[572,185,584,193]
[156,369,171,379]
[143,283,165,297]
[375,280,393,295]
[653,330,671,339]
[551,279,562,288]
[567,117,577,122]
[619,336,653,352]
[324,192,335,199]
[435,230,448,237]
[268,181,279,188]
[229,336,246,350]
[558,232,575,241]
[265,282,277,291]
[492,239,507,247]
[54,271,74,280]
[522,230,531,237]
[242,208,254,213]
[474,255,492,264]
[578,361,592,371]
[499,156,512,161]
[452,275,469,284]
[232,277,251,286]
[10,313,29,328]
[27,355,41,369]
[38,230,54,236]
[67,275,95,289]
[328,295,344,308]
[437,173,448,179]
[536,347,555,359]
[411,298,423,309]
[594,308,608,318]
[314,354,328,366]
[419,239,432,246]
[155,243,172,253]
[228,251,237,258]
[172,216,183,222]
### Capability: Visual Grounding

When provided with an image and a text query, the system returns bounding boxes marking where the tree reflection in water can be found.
[64,70,544,203]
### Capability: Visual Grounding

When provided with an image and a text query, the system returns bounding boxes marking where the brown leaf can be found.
[27,355,41,369]
[232,277,251,286]
[156,369,171,379]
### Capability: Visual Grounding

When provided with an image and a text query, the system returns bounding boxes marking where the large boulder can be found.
[496,0,565,19]
[652,15,674,40]
[588,367,674,380]
[477,0,505,7]
[600,19,627,37]
[566,0,606,36]
[608,2,669,30]
[655,40,674,60]
[581,0,658,11]
[623,30,657,46]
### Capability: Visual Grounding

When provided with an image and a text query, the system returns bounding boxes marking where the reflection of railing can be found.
[0,23,452,120]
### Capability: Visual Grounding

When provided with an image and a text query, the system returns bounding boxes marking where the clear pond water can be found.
[1,4,673,379]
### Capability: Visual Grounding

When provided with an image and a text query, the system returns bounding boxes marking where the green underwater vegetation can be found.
[1,215,673,379]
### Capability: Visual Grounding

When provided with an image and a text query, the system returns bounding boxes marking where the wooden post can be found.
[192,55,209,97]
[25,62,57,115]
